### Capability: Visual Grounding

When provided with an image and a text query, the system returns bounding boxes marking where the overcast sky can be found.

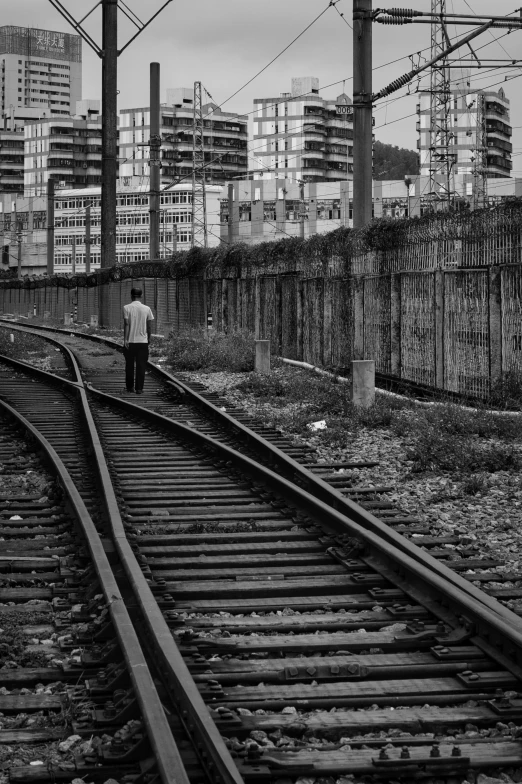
[15,1,522,175]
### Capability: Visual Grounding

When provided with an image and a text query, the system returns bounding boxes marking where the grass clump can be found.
[404,424,520,474]
[167,327,257,372]
[488,370,522,411]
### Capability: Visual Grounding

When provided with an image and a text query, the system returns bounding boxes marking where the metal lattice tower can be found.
[191,81,208,248]
[472,92,488,209]
[429,0,453,210]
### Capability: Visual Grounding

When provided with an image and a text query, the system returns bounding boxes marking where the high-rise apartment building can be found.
[24,101,103,197]
[252,77,353,183]
[0,26,82,118]
[119,89,248,186]
[417,81,512,184]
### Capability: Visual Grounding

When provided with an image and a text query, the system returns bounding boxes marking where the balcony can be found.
[487,155,512,171]
[486,120,512,138]
[302,157,327,170]
[487,138,512,154]
[303,124,326,137]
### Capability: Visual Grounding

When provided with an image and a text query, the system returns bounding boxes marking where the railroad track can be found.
[1,320,520,613]
[0,370,193,782]
[2,323,522,782]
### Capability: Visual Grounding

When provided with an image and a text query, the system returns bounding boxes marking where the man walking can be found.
[123,287,154,394]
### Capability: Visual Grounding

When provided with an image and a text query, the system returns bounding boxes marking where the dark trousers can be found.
[125,343,149,391]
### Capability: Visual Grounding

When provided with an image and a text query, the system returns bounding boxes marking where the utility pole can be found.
[71,240,76,275]
[472,92,488,210]
[46,178,54,276]
[149,62,161,261]
[299,181,306,240]
[47,0,173,313]
[192,81,208,248]
[429,0,452,211]
[101,0,118,268]
[352,0,373,229]
[85,204,91,274]
[16,219,22,280]
[227,183,234,245]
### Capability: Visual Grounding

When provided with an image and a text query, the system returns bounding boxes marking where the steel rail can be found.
[5,346,522,774]
[2,321,520,629]
[85,384,522,679]
[0,390,190,784]
[0,346,244,784]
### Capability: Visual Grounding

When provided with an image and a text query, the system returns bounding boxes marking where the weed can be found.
[461,473,488,495]
[406,424,520,474]
[235,374,286,399]
[167,327,257,372]
[488,370,522,410]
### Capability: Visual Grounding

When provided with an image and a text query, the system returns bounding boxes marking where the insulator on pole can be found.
[385,8,423,16]
[375,15,412,24]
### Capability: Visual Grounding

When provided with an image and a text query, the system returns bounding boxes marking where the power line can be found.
[219,1,341,108]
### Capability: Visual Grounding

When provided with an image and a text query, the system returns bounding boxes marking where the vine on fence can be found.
[1,197,520,290]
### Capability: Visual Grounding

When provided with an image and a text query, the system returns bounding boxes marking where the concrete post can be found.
[323,279,332,367]
[353,276,364,360]
[254,276,261,339]
[255,340,271,374]
[489,266,502,389]
[351,359,375,408]
[90,315,99,327]
[434,270,444,389]
[390,272,401,376]
[64,313,72,326]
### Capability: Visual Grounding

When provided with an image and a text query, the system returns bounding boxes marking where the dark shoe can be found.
[135,390,144,395]
[126,388,135,393]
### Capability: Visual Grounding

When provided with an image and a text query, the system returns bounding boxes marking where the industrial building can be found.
[220,175,522,245]
[52,178,222,273]
[252,77,353,183]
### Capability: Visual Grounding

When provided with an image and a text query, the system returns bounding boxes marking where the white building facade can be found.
[252,77,353,183]
[0,27,82,119]
[417,81,512,187]
[53,179,221,273]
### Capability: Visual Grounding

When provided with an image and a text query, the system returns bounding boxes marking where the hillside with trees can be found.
[373,140,420,180]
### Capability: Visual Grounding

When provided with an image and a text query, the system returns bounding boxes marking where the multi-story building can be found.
[119,89,248,186]
[252,77,353,183]
[417,80,512,186]
[52,178,222,273]
[0,192,47,275]
[24,100,103,197]
[0,128,24,193]
[0,26,81,118]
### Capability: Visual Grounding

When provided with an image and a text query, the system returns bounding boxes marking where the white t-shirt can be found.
[123,300,154,343]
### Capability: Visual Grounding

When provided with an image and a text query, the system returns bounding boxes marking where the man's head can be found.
[131,288,142,300]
